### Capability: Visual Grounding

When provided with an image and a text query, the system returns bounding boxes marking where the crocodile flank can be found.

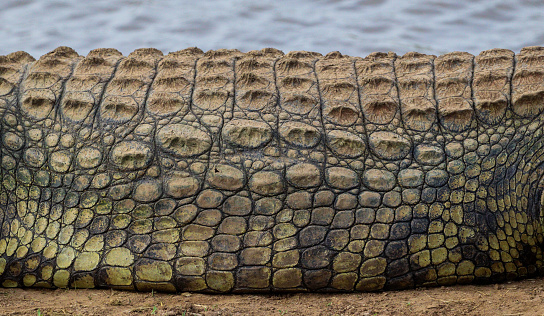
[1,46,544,292]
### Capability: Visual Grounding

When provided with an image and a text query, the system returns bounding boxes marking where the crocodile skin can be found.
[1,46,544,292]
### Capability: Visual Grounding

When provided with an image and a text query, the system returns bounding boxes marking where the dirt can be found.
[1,278,543,316]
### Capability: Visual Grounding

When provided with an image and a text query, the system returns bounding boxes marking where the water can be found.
[0,0,543,58]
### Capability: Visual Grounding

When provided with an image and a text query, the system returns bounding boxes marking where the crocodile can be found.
[0,46,544,292]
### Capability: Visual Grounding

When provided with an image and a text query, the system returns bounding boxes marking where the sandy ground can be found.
[1,278,543,316]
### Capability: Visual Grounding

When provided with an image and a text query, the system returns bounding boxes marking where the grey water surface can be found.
[0,0,543,58]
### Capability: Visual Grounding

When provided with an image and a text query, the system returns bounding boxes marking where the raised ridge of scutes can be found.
[61,48,123,122]
[0,51,34,96]
[356,52,399,124]
[512,47,544,118]
[147,47,203,116]
[317,52,361,127]
[397,52,437,131]
[100,48,162,123]
[435,52,474,132]
[235,48,283,112]
[474,49,514,124]
[21,47,80,120]
[193,49,241,116]
[276,51,321,117]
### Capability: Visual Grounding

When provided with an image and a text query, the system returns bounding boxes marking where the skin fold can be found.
[0,46,543,292]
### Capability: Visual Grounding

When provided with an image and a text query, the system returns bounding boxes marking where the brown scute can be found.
[357,61,393,76]
[473,49,513,124]
[0,77,15,95]
[236,72,269,88]
[197,60,231,73]
[512,47,544,118]
[21,89,56,120]
[358,52,396,74]
[239,89,274,103]
[518,46,544,66]
[316,54,360,132]
[0,51,35,64]
[25,72,62,88]
[31,58,75,77]
[473,72,509,89]
[194,89,229,108]
[246,47,284,58]
[108,77,145,92]
[276,58,314,73]
[197,75,230,88]
[116,58,155,75]
[158,59,188,71]
[237,90,276,112]
[473,91,508,124]
[147,92,187,116]
[65,75,101,91]
[281,93,317,114]
[0,65,17,77]
[434,52,473,73]
[324,51,344,59]
[395,54,435,74]
[438,97,474,131]
[285,51,322,59]
[235,49,278,116]
[401,98,436,131]
[61,92,95,121]
[402,51,431,59]
[321,81,357,99]
[75,56,114,74]
[204,48,242,59]
[153,76,191,91]
[237,59,272,72]
[167,47,204,57]
[516,54,544,67]
[356,52,399,125]
[28,47,80,80]
[435,51,474,131]
[512,90,544,118]
[193,50,236,117]
[397,76,433,97]
[396,52,436,131]
[40,46,79,59]
[366,52,393,59]
[361,97,398,124]
[360,76,395,93]
[279,76,313,90]
[512,69,544,86]
[324,103,359,126]
[128,48,163,58]
[87,48,123,58]
[100,95,139,122]
[479,48,514,57]
[436,77,470,96]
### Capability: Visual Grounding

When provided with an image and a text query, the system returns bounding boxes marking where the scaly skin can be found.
[0,46,544,292]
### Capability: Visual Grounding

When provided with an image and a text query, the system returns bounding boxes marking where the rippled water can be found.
[0,0,543,58]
